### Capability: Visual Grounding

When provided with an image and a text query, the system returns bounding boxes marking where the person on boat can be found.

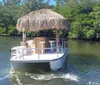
[20,39,28,47]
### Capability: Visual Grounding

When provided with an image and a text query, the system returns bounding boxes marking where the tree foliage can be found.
[0,0,100,40]
[53,0,100,40]
[0,0,52,36]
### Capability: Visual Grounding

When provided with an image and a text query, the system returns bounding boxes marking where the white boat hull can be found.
[10,48,68,71]
[49,49,68,71]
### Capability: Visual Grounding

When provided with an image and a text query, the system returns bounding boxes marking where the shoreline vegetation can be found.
[0,0,100,40]
[0,34,100,41]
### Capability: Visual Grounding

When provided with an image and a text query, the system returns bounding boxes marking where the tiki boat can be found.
[10,9,68,71]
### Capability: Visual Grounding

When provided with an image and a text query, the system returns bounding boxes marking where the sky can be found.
[49,0,56,5]
[0,0,56,5]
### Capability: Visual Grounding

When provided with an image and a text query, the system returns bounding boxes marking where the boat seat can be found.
[27,40,35,54]
[27,40,35,48]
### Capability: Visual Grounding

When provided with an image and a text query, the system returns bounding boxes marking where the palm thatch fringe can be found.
[16,9,68,32]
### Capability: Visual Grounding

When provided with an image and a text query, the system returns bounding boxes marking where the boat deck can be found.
[10,53,65,63]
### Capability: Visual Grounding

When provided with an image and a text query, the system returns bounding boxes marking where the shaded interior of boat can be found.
[19,37,66,55]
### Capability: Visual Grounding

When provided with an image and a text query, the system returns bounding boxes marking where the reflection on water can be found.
[11,63,51,73]
[0,37,100,85]
[68,40,100,57]
[67,40,100,85]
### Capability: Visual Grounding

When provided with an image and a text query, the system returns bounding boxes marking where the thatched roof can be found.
[16,9,67,32]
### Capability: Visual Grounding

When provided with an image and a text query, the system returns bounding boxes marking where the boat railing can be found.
[11,45,66,60]
[11,37,67,60]
[25,46,64,59]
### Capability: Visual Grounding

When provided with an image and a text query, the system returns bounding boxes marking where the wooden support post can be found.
[56,30,60,53]
[22,31,26,42]
[62,30,64,50]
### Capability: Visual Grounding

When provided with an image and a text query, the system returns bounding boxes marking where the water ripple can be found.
[0,74,10,81]
[25,73,79,82]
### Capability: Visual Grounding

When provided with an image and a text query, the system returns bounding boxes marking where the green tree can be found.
[21,0,52,15]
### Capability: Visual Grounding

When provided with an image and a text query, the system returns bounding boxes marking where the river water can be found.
[0,37,100,85]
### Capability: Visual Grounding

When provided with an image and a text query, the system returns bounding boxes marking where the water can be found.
[0,37,100,85]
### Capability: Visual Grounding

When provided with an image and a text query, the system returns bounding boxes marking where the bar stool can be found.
[49,40,56,52]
